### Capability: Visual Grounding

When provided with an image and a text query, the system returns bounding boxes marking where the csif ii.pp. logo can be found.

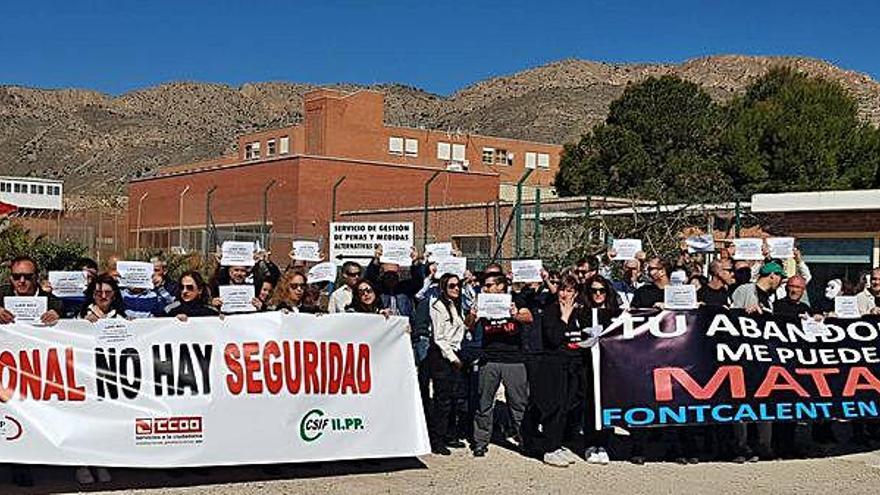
[299,409,365,443]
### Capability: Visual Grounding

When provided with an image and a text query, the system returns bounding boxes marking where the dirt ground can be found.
[4,445,880,495]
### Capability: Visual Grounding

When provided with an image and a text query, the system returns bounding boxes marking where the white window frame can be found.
[537,153,550,169]
[389,136,404,155]
[451,143,466,162]
[279,136,290,154]
[525,152,537,169]
[266,139,276,156]
[495,148,511,166]
[482,147,495,164]
[404,138,418,157]
[437,142,451,160]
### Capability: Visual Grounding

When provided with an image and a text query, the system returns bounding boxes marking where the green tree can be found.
[554,75,732,202]
[0,222,87,277]
[720,67,880,193]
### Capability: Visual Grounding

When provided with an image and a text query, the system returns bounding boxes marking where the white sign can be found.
[221,241,256,267]
[425,242,453,262]
[476,293,512,319]
[2,296,48,324]
[834,296,860,319]
[95,319,134,345]
[0,313,429,466]
[686,234,715,253]
[292,241,322,262]
[436,257,467,278]
[664,285,698,310]
[117,261,154,289]
[329,222,414,266]
[379,242,412,267]
[510,259,543,283]
[219,285,257,313]
[733,238,764,261]
[767,237,795,259]
[611,239,642,261]
[308,262,338,284]
[48,271,87,298]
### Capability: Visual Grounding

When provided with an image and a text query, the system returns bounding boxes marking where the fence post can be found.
[514,169,534,258]
[422,171,442,250]
[735,198,742,238]
[203,186,217,256]
[261,179,277,249]
[331,176,347,222]
[533,188,541,257]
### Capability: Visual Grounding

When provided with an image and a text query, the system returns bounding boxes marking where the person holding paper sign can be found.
[164,271,219,319]
[630,258,671,309]
[79,273,128,322]
[427,274,471,455]
[470,273,532,458]
[269,271,321,314]
[0,255,63,325]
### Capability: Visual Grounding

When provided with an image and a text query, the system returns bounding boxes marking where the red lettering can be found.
[18,350,43,400]
[320,342,328,394]
[303,342,319,394]
[795,368,839,398]
[357,344,371,393]
[283,341,302,393]
[341,344,357,394]
[328,342,343,394]
[0,351,18,402]
[263,341,282,394]
[224,343,243,395]
[654,366,745,402]
[65,348,86,401]
[42,348,65,400]
[755,366,810,398]
[242,342,262,394]
[843,367,880,396]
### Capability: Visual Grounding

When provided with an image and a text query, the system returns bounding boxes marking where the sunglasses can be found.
[358,287,374,295]
[547,279,560,285]
[11,273,36,282]
[590,287,607,294]
[94,289,115,297]
[574,269,590,275]
[447,283,460,289]
[289,283,306,290]
[345,272,362,278]
[182,284,198,291]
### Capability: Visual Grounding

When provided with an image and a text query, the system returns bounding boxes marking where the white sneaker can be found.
[75,467,95,485]
[543,450,570,467]
[558,447,579,464]
[95,467,112,483]
[586,446,602,464]
[596,447,610,465]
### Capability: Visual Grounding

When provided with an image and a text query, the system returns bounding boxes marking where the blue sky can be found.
[1,0,877,96]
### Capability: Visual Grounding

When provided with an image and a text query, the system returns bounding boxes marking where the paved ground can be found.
[5,445,880,495]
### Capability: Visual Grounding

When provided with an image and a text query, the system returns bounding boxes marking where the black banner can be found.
[599,308,880,428]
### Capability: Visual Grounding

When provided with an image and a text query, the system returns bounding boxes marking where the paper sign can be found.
[95,319,134,345]
[221,241,256,267]
[379,242,412,267]
[329,222,414,266]
[219,285,256,313]
[686,234,715,253]
[48,271,87,298]
[802,319,830,338]
[117,261,154,289]
[510,260,543,283]
[834,296,860,319]
[612,239,642,261]
[292,241,322,262]
[3,296,48,324]
[436,257,467,278]
[476,293,513,319]
[307,262,338,284]
[733,238,764,261]
[767,237,795,259]
[664,285,698,310]
[425,242,453,262]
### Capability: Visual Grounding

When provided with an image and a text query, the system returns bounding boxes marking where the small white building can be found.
[0,176,64,211]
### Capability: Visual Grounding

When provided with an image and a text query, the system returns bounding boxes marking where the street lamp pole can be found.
[135,192,149,254]
[178,185,191,251]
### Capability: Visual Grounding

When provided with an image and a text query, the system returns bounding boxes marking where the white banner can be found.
[0,313,429,467]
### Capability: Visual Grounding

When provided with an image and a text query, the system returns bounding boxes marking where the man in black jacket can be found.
[0,255,64,325]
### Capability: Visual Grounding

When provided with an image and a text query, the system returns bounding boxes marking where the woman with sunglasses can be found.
[581,275,622,464]
[270,271,320,313]
[427,273,470,455]
[345,279,390,317]
[165,271,219,320]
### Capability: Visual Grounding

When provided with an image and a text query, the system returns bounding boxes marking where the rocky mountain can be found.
[2,55,879,195]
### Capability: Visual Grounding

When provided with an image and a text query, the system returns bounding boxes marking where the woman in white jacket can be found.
[427,273,470,455]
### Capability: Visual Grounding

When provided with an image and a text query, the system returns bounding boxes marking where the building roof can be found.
[751,190,880,213]
[0,175,63,185]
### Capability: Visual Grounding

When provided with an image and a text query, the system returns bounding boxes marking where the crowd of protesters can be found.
[2,237,880,486]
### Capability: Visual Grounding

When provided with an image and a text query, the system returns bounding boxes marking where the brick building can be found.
[128,88,563,259]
